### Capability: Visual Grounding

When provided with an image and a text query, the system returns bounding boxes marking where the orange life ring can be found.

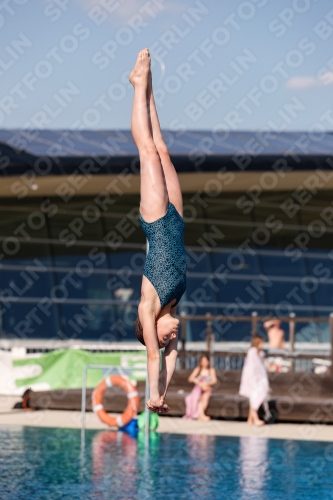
[92,375,139,427]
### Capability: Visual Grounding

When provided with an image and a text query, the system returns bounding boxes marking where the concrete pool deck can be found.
[0,396,332,442]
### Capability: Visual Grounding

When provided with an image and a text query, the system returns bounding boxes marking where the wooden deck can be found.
[24,370,333,423]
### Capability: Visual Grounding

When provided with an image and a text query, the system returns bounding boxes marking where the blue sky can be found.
[1,0,333,131]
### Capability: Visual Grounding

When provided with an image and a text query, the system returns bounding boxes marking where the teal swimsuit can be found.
[140,202,187,309]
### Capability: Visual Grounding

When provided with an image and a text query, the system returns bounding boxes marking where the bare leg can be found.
[248,405,265,426]
[147,71,183,216]
[129,49,168,222]
[198,391,211,421]
[247,406,253,424]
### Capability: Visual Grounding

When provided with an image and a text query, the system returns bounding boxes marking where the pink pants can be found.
[183,385,202,419]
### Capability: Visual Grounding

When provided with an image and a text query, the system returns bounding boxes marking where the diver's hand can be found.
[146,398,169,414]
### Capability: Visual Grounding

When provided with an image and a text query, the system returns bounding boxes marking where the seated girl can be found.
[184,353,217,421]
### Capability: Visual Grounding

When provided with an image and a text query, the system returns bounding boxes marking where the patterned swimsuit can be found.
[140,202,187,309]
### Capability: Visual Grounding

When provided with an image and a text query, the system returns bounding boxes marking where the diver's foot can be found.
[254,419,265,427]
[129,49,150,87]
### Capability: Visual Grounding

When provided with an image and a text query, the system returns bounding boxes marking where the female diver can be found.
[129,48,187,414]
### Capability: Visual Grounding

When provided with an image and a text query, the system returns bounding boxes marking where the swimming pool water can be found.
[1,426,333,500]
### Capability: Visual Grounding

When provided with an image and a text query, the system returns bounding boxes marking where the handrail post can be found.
[206,312,212,357]
[251,311,258,338]
[180,312,186,369]
[145,238,150,439]
[330,313,333,377]
[289,313,296,372]
[210,333,215,368]
[81,366,87,437]
[144,357,150,441]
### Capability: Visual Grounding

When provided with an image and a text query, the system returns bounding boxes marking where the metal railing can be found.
[177,311,333,374]
[2,311,332,375]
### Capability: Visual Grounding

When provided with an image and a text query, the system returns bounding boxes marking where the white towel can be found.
[239,347,270,411]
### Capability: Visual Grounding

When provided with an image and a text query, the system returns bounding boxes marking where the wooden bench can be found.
[25,370,333,423]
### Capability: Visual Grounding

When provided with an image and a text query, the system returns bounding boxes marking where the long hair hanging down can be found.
[251,335,264,351]
[197,353,210,375]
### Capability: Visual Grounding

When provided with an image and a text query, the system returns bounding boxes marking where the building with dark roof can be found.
[0,129,333,345]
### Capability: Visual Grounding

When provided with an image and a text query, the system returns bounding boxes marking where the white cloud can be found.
[285,73,333,89]
[285,76,319,89]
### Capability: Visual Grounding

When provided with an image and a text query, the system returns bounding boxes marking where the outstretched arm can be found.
[139,303,161,407]
[159,335,178,404]
[158,304,180,402]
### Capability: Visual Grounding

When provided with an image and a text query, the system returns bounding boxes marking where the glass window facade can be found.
[0,192,332,343]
